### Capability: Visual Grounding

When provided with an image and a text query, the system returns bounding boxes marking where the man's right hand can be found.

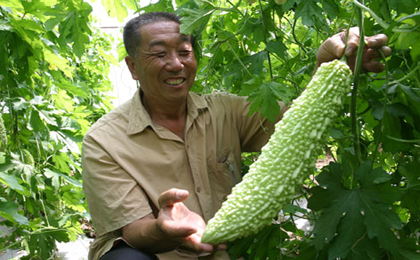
[122,188,225,256]
[156,188,216,254]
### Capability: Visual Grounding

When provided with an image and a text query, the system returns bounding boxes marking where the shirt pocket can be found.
[207,150,238,203]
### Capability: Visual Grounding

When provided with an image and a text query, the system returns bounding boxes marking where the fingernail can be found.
[177,190,187,199]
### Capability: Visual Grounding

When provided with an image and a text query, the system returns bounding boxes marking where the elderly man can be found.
[82,11,390,260]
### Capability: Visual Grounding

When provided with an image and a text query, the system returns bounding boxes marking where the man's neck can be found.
[141,92,188,140]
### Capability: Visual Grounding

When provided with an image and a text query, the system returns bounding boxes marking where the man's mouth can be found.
[165,78,185,85]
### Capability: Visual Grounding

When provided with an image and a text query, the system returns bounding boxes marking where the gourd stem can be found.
[351,1,365,167]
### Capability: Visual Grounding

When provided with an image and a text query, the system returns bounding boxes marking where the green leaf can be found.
[0,201,29,225]
[0,172,31,196]
[243,51,266,75]
[309,162,403,258]
[36,107,58,126]
[44,168,82,188]
[379,111,412,153]
[53,90,75,112]
[101,0,128,22]
[180,6,215,35]
[59,6,92,58]
[43,168,61,190]
[56,80,89,98]
[399,160,420,214]
[248,81,282,122]
[30,108,44,132]
[398,84,420,115]
[294,0,324,26]
[122,0,138,11]
[141,0,174,13]
[228,224,284,260]
[0,0,24,10]
[320,0,340,19]
[43,49,73,77]
[13,98,29,111]
[266,40,287,60]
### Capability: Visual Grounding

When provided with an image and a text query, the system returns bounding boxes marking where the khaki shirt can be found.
[82,89,284,260]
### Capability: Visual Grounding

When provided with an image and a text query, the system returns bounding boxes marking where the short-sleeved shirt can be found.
[82,89,285,260]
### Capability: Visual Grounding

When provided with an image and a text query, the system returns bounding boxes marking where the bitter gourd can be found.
[201,60,352,244]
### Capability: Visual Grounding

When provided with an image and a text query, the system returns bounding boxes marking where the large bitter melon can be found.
[201,59,352,244]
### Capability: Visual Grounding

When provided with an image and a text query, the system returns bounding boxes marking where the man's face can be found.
[126,21,197,104]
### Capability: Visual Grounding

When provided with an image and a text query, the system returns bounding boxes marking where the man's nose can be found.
[165,54,184,71]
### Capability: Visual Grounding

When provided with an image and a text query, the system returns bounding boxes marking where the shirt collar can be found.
[126,88,208,135]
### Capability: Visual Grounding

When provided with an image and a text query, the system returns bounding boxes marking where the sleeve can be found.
[82,134,152,236]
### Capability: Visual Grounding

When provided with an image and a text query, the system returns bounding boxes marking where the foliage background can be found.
[1,0,419,259]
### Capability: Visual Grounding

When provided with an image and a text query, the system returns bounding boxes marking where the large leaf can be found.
[309,162,403,259]
[179,5,215,35]
[246,79,283,122]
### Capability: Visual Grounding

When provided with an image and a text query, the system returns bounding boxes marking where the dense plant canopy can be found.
[1,0,419,259]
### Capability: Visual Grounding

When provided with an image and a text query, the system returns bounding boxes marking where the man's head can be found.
[123,12,197,106]
[123,12,182,58]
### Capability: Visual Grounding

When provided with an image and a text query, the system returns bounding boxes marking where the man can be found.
[82,12,390,260]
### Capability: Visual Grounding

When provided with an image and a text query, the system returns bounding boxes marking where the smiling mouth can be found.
[165,78,185,85]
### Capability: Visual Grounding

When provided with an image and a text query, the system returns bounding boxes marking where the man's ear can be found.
[125,56,139,80]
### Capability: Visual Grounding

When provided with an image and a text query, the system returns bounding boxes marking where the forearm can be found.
[122,214,182,254]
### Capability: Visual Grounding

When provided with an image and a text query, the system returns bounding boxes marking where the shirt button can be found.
[196,187,201,193]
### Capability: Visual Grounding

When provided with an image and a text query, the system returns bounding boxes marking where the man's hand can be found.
[315,27,391,73]
[122,188,226,255]
[157,188,221,254]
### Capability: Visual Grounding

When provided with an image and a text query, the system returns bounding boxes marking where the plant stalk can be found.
[351,1,366,167]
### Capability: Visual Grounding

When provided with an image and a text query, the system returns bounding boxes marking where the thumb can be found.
[158,188,189,208]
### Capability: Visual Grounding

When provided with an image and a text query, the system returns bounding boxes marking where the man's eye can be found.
[179,50,192,56]
[153,52,166,57]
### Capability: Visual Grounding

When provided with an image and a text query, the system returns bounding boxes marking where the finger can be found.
[178,233,227,255]
[329,33,346,58]
[366,33,388,48]
[365,48,383,59]
[180,234,215,253]
[344,28,360,57]
[364,46,391,60]
[166,225,197,238]
[362,60,385,73]
[198,243,215,253]
[158,188,189,208]
[379,46,392,57]
[157,216,197,238]
[317,34,345,64]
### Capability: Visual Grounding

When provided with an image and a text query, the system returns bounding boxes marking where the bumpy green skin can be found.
[201,60,352,245]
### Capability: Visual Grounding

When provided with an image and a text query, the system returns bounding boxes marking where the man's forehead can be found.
[140,21,191,46]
